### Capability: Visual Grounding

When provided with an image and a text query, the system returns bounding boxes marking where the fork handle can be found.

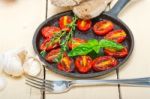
[71,77,150,87]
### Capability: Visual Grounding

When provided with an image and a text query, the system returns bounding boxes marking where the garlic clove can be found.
[4,48,28,64]
[17,48,28,64]
[23,57,42,76]
[3,54,24,77]
[0,77,7,91]
[0,48,28,77]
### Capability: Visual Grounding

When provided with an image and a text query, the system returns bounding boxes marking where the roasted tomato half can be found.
[105,29,127,43]
[59,16,72,32]
[93,20,114,35]
[104,47,128,58]
[92,56,118,72]
[39,38,59,51]
[45,48,60,63]
[68,38,87,49]
[77,19,92,31]
[41,26,60,38]
[57,54,74,72]
[75,56,92,73]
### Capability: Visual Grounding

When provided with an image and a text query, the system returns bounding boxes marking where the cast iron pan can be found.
[33,0,134,78]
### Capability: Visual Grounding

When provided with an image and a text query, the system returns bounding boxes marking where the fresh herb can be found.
[46,31,66,47]
[40,16,78,60]
[68,39,98,57]
[86,39,101,54]
[53,15,78,62]
[40,30,67,58]
[53,52,63,63]
[40,50,47,57]
[99,39,124,50]
[68,39,124,57]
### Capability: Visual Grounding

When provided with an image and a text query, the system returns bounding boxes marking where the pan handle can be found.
[107,0,130,16]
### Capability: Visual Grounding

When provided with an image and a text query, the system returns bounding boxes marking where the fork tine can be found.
[25,75,53,87]
[26,81,53,92]
[26,77,44,84]
[26,82,52,92]
[25,75,52,83]
[25,75,45,81]
[26,79,53,90]
[25,75,54,90]
[26,82,45,91]
[26,79,44,87]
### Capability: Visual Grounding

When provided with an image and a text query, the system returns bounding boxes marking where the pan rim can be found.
[33,10,134,78]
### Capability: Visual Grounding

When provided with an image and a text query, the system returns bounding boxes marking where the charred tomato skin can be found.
[93,20,114,35]
[104,47,128,58]
[105,29,127,43]
[77,19,92,31]
[41,26,60,38]
[39,38,59,51]
[92,56,118,72]
[57,53,74,72]
[68,38,87,49]
[59,16,72,32]
[45,48,60,63]
[75,56,92,74]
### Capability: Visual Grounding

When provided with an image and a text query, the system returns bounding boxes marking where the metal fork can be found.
[25,75,150,94]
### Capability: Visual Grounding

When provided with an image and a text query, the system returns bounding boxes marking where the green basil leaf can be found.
[88,48,104,58]
[93,46,101,54]
[68,39,124,57]
[87,39,99,46]
[99,39,124,50]
[68,44,93,57]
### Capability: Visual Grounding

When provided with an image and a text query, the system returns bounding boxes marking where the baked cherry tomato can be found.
[77,19,92,31]
[104,47,128,58]
[39,38,59,51]
[93,20,114,35]
[57,54,74,72]
[41,26,60,38]
[45,48,60,63]
[92,56,118,72]
[68,38,87,49]
[105,29,127,43]
[59,16,72,32]
[75,56,92,73]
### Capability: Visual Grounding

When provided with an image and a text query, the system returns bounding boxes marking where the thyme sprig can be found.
[54,16,78,62]
[40,30,67,57]
[46,30,66,47]
[40,15,78,62]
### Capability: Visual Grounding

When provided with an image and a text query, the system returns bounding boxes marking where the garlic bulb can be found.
[3,54,24,77]
[23,57,42,76]
[0,48,28,77]
[0,77,7,91]
[3,48,28,64]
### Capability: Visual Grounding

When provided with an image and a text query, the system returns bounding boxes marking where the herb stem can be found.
[55,16,78,62]
[46,31,66,47]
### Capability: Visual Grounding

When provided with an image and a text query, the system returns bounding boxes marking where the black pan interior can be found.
[33,11,134,78]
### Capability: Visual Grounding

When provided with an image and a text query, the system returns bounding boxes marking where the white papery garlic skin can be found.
[0,48,28,77]
[0,77,7,91]
[3,54,24,77]
[23,57,41,76]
